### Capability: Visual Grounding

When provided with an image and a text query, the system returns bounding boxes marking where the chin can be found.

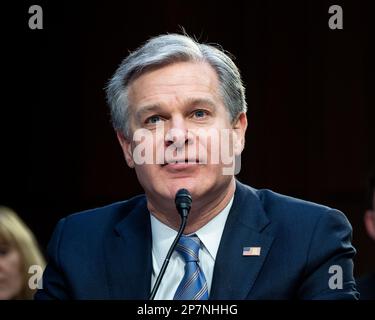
[164,177,202,199]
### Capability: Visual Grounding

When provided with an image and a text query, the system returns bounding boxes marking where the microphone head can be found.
[175,188,192,218]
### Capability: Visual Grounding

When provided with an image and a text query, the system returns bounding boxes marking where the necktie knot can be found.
[175,235,201,263]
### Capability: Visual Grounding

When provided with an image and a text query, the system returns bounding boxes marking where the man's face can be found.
[117,61,246,202]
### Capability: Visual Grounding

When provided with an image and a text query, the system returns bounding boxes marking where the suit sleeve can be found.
[34,218,71,300]
[298,209,359,300]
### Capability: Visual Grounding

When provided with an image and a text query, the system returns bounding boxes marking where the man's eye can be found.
[146,115,162,124]
[193,110,208,119]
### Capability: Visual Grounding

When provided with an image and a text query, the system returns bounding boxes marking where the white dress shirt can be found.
[150,196,234,300]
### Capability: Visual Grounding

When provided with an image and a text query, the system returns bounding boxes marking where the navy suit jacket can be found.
[35,180,358,299]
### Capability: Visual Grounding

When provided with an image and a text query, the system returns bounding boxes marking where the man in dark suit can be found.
[35,33,358,300]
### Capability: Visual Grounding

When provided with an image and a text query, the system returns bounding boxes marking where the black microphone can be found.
[149,189,192,300]
[175,188,192,218]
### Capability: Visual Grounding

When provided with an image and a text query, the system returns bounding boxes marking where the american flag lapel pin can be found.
[242,246,261,256]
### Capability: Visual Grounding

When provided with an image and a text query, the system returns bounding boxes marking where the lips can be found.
[160,159,202,172]
[161,159,199,166]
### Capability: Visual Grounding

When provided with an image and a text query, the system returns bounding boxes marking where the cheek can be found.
[8,251,23,278]
[131,131,165,164]
[0,251,24,299]
[196,129,235,165]
[0,250,21,272]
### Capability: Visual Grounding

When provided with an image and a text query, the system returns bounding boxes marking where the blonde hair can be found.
[0,206,46,299]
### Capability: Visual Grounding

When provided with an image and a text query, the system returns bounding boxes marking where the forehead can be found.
[127,61,221,109]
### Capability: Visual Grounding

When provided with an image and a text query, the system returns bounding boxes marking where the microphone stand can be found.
[149,189,191,300]
[148,215,187,300]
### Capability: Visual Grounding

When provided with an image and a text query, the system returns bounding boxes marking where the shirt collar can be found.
[150,195,234,267]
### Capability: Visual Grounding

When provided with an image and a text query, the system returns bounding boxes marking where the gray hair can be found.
[106,33,247,138]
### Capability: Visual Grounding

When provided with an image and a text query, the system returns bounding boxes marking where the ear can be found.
[364,210,375,241]
[232,112,248,155]
[116,131,135,168]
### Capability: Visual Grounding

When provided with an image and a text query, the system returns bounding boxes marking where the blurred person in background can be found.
[357,170,375,299]
[0,206,46,299]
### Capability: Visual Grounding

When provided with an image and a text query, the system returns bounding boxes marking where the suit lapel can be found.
[210,181,275,299]
[104,197,152,299]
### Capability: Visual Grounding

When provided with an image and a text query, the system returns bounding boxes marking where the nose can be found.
[164,115,190,148]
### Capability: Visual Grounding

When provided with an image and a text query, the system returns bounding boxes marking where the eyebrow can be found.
[135,104,164,122]
[184,97,217,110]
[134,97,217,121]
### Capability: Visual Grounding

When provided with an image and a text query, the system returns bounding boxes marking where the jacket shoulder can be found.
[62,194,146,231]
[239,182,350,228]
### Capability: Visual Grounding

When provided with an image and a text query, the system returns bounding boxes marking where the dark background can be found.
[1,0,374,277]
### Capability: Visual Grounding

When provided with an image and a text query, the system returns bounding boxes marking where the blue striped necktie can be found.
[173,235,209,300]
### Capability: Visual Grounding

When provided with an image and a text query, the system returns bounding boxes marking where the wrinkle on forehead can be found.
[127,61,221,110]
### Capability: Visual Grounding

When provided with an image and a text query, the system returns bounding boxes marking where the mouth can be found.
[161,159,200,166]
[161,159,201,171]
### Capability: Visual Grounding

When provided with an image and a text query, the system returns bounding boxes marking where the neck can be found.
[148,178,236,234]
